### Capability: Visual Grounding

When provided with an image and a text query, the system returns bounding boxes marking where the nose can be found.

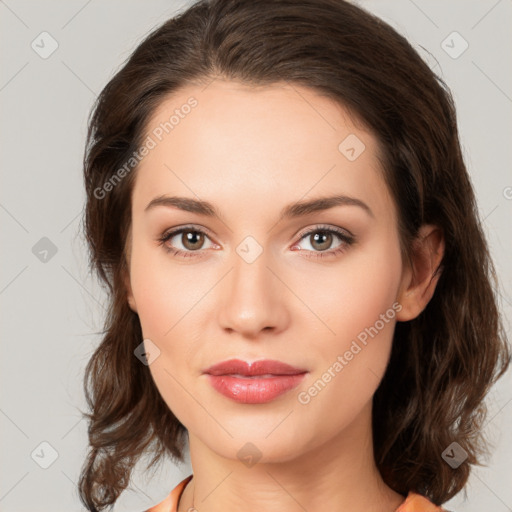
[216,246,290,338]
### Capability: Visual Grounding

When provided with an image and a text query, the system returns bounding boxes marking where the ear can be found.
[396,224,445,322]
[124,269,138,313]
[123,229,138,313]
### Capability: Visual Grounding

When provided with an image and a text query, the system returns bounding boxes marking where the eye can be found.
[157,224,355,260]
[291,225,355,259]
[157,226,218,258]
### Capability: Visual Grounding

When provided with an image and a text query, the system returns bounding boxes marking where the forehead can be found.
[132,79,394,222]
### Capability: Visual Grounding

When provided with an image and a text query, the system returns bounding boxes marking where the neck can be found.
[178,401,405,512]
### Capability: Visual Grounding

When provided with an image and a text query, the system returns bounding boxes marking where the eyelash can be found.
[157,224,355,260]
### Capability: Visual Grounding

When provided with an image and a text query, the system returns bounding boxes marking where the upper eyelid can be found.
[297,224,353,239]
[161,224,215,241]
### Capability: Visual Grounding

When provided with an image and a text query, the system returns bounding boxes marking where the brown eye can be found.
[181,230,205,250]
[158,226,217,257]
[309,231,333,251]
[291,225,355,259]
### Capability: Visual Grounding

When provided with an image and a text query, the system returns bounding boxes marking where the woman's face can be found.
[125,79,412,462]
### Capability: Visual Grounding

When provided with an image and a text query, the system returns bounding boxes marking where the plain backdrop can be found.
[1,1,511,510]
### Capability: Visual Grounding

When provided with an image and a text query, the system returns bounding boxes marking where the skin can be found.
[124,79,444,512]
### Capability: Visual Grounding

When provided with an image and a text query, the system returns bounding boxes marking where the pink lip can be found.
[203,358,307,376]
[203,359,308,404]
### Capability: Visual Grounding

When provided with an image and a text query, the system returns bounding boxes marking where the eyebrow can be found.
[144,194,374,220]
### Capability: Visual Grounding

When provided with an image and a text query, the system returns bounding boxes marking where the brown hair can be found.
[79,0,510,509]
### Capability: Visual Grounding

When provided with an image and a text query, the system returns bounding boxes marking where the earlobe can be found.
[126,282,138,312]
[123,268,138,313]
[127,289,137,313]
[123,229,137,313]
[396,224,445,322]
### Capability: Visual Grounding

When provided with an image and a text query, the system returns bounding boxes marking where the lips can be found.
[203,359,308,404]
[203,358,307,376]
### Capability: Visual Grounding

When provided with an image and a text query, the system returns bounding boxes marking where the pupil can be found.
[184,231,203,249]
[313,232,331,250]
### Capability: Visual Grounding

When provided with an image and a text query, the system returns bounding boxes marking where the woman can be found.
[78,1,510,511]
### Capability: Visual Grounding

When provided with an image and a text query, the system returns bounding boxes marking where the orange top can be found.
[146,474,447,512]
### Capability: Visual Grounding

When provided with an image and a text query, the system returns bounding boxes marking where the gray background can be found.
[1,0,511,510]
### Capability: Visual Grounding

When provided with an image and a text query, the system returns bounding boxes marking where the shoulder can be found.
[145,474,193,512]
[395,491,453,512]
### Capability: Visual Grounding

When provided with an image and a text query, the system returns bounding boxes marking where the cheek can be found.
[128,242,208,414]
[129,241,201,339]
[128,243,199,423]
[293,232,403,405]
[293,232,403,349]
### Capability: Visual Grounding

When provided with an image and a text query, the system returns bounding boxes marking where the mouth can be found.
[203,358,308,377]
[222,374,288,379]
[203,359,308,404]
